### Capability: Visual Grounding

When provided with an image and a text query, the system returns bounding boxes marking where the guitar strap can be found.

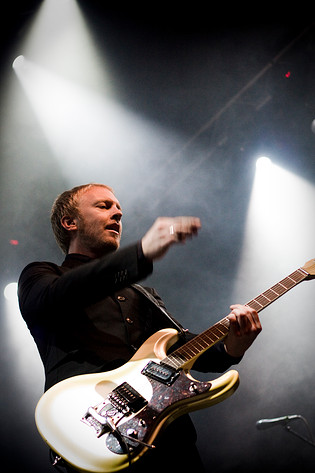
[132,283,188,338]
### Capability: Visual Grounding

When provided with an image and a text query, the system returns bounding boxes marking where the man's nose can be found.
[112,207,122,221]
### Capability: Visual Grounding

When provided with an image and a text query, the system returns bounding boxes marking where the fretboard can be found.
[163,267,309,370]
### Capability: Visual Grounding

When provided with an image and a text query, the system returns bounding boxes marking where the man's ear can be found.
[60,215,78,231]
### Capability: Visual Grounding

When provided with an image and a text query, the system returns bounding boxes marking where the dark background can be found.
[1,2,314,472]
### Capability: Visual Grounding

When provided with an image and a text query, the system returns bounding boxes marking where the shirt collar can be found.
[62,253,93,268]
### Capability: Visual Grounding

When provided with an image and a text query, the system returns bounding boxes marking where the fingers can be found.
[228,304,262,336]
[141,216,201,261]
[224,304,262,357]
[168,216,201,242]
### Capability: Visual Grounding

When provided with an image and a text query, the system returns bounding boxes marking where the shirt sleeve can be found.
[18,243,153,327]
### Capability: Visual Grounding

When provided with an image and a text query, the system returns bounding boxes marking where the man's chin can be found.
[99,239,120,256]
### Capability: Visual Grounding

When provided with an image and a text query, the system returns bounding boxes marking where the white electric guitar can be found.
[35,259,315,472]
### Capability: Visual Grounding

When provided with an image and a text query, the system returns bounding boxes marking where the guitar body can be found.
[35,328,239,472]
[35,259,315,472]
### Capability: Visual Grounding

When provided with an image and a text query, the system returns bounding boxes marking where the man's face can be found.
[74,186,122,257]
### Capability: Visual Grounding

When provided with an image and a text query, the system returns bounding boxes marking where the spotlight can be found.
[256,156,272,170]
[4,282,18,301]
[12,55,25,70]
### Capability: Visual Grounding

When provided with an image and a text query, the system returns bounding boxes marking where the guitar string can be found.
[163,269,308,369]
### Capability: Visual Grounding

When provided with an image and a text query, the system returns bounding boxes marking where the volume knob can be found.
[189,383,199,393]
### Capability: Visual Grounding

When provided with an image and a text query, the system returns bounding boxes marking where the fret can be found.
[168,354,186,368]
[161,265,311,370]
[255,294,272,306]
[247,300,263,312]
[292,270,305,280]
[200,332,213,345]
[163,319,230,369]
[164,356,180,369]
[271,283,287,295]
[247,270,307,313]
[179,347,199,361]
[194,338,208,349]
[280,278,297,289]
[181,345,199,358]
[263,288,280,300]
[209,326,226,339]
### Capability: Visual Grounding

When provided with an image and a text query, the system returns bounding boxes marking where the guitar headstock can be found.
[301,259,315,279]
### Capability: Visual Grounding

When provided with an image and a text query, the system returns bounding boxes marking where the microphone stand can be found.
[283,416,315,448]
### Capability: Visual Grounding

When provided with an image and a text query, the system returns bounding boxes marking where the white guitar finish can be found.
[36,329,239,472]
[35,259,315,472]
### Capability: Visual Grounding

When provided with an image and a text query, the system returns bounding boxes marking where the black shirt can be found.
[18,242,242,471]
[18,243,240,391]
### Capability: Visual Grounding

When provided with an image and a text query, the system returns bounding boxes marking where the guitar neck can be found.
[164,266,310,370]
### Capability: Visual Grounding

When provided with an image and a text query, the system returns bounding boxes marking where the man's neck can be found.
[67,244,117,259]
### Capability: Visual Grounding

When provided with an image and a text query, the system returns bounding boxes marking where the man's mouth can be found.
[105,223,120,234]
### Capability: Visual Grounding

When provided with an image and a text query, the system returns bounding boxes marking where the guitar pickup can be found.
[142,361,179,386]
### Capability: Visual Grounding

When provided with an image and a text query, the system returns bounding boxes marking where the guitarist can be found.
[18,183,262,472]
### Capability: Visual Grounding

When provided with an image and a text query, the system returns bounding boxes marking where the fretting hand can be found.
[224,304,262,358]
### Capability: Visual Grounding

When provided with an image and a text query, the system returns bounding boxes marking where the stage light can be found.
[4,282,18,302]
[14,0,110,91]
[256,156,272,170]
[12,55,25,70]
[3,281,44,394]
[12,55,178,190]
[254,156,275,193]
[232,161,315,422]
[10,0,183,220]
[233,161,315,302]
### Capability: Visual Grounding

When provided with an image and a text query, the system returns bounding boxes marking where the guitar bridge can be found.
[109,382,148,413]
[81,382,147,438]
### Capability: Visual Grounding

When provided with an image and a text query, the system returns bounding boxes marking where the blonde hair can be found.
[51,183,113,253]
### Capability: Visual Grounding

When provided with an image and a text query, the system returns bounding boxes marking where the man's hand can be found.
[141,216,201,261]
[224,304,262,358]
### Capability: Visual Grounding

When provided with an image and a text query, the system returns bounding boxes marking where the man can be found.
[18,183,261,472]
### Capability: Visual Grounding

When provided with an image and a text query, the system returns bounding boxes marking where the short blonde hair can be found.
[51,183,113,253]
